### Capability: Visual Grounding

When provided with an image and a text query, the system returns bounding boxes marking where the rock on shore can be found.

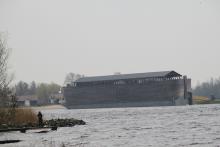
[44,118,86,127]
[0,118,86,130]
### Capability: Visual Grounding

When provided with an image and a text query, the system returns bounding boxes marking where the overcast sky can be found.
[0,0,220,86]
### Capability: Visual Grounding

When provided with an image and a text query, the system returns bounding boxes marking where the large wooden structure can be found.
[63,71,192,109]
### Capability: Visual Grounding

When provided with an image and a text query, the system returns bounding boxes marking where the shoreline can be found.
[30,105,67,110]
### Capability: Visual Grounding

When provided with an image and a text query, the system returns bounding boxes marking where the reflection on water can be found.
[1,104,220,146]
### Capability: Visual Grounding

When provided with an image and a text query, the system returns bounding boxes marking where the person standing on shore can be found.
[37,111,43,127]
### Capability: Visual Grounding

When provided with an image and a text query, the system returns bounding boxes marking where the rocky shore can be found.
[44,118,86,127]
[0,118,86,130]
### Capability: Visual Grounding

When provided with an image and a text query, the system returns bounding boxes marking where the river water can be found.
[1,104,220,147]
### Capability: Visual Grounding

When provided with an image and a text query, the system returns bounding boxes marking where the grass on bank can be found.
[193,96,220,104]
[0,108,37,128]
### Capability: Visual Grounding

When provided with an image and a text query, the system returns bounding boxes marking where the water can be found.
[1,104,220,147]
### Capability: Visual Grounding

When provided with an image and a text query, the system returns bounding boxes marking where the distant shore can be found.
[31,105,67,110]
[193,96,220,105]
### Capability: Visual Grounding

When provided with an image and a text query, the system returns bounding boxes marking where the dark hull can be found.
[64,79,191,109]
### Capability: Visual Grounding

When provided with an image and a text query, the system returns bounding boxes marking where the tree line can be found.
[193,78,220,99]
[15,81,61,96]
[14,72,84,103]
[15,72,84,97]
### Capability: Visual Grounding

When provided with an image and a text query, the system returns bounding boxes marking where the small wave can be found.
[189,142,213,145]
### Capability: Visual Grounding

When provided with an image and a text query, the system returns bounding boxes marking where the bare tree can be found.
[64,73,84,85]
[15,81,29,96]
[0,33,12,107]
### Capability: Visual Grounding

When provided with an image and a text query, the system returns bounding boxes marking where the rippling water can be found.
[1,104,220,147]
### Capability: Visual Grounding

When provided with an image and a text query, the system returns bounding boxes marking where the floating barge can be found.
[64,71,192,109]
